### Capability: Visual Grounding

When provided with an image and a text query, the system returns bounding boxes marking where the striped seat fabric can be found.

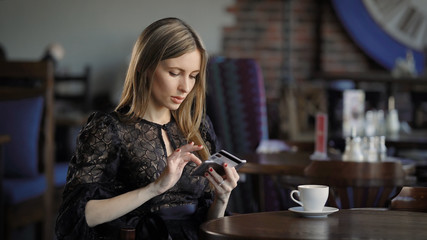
[206,57,269,155]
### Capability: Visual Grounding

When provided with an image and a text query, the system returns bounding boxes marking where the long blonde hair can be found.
[116,18,210,160]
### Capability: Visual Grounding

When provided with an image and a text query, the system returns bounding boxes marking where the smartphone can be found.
[191,150,246,176]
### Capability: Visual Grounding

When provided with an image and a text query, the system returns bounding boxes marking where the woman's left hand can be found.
[204,163,239,203]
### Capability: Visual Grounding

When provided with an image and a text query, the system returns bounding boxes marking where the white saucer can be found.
[289,206,339,218]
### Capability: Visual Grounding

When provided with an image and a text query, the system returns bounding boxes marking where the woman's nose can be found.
[178,77,192,93]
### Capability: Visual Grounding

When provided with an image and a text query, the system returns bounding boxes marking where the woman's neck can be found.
[142,108,171,125]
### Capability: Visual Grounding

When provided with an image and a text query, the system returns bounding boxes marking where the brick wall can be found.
[221,0,379,138]
[223,0,285,99]
[321,1,371,73]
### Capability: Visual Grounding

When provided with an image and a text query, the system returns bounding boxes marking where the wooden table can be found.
[238,151,415,177]
[235,152,416,211]
[200,209,427,240]
[236,152,313,211]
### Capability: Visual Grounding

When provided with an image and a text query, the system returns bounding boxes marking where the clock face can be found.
[363,0,427,51]
[331,0,425,73]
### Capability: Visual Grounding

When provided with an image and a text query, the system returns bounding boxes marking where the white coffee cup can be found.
[290,185,329,212]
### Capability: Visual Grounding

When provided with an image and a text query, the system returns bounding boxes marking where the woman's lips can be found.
[171,96,185,104]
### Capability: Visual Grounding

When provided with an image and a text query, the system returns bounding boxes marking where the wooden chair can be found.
[54,65,90,110]
[54,65,91,164]
[0,61,55,240]
[51,64,90,215]
[389,186,427,212]
[304,160,407,209]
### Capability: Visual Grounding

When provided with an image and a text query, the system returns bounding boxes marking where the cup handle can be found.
[290,190,303,206]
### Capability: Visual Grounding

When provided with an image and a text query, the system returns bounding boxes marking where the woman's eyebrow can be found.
[167,66,200,74]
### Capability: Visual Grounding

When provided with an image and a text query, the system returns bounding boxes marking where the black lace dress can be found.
[55,111,220,240]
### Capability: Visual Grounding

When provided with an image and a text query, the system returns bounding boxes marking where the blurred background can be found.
[0,0,234,108]
[2,0,426,139]
[2,0,427,239]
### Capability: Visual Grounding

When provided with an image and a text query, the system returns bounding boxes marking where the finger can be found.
[178,155,192,169]
[222,165,238,188]
[179,142,204,153]
[180,141,195,152]
[223,163,233,177]
[169,149,190,166]
[204,172,227,191]
[170,144,197,159]
[208,167,223,183]
[222,163,235,179]
[231,167,240,181]
[186,153,202,166]
[168,148,182,159]
[204,173,216,186]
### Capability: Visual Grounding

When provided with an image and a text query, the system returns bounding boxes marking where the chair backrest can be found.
[0,60,54,189]
[55,65,91,111]
[304,160,406,209]
[206,57,269,154]
[389,186,427,212]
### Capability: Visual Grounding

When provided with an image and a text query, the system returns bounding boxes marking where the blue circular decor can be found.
[331,0,425,74]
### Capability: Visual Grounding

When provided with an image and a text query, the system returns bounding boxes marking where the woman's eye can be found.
[169,72,179,77]
[190,75,198,80]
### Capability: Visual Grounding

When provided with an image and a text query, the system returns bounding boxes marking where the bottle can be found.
[366,137,378,162]
[342,137,352,161]
[377,136,387,161]
[386,96,399,136]
[365,110,376,137]
[349,136,365,162]
[342,136,364,162]
[376,110,385,136]
[361,137,369,160]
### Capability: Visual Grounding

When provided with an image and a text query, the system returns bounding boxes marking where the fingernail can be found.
[190,141,194,145]
[175,148,181,152]
[209,167,213,172]
[205,172,209,177]
[224,163,228,167]
[198,144,203,148]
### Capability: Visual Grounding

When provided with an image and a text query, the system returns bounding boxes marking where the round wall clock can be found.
[331,0,425,74]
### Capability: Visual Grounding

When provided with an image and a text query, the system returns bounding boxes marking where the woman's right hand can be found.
[85,142,203,227]
[152,142,203,194]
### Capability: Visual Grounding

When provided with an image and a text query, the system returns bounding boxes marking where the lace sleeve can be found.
[56,112,125,239]
[67,112,122,187]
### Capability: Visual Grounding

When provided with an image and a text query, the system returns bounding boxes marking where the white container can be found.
[342,136,364,162]
[377,136,387,161]
[366,137,378,162]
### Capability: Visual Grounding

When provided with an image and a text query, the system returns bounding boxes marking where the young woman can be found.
[55,17,239,239]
